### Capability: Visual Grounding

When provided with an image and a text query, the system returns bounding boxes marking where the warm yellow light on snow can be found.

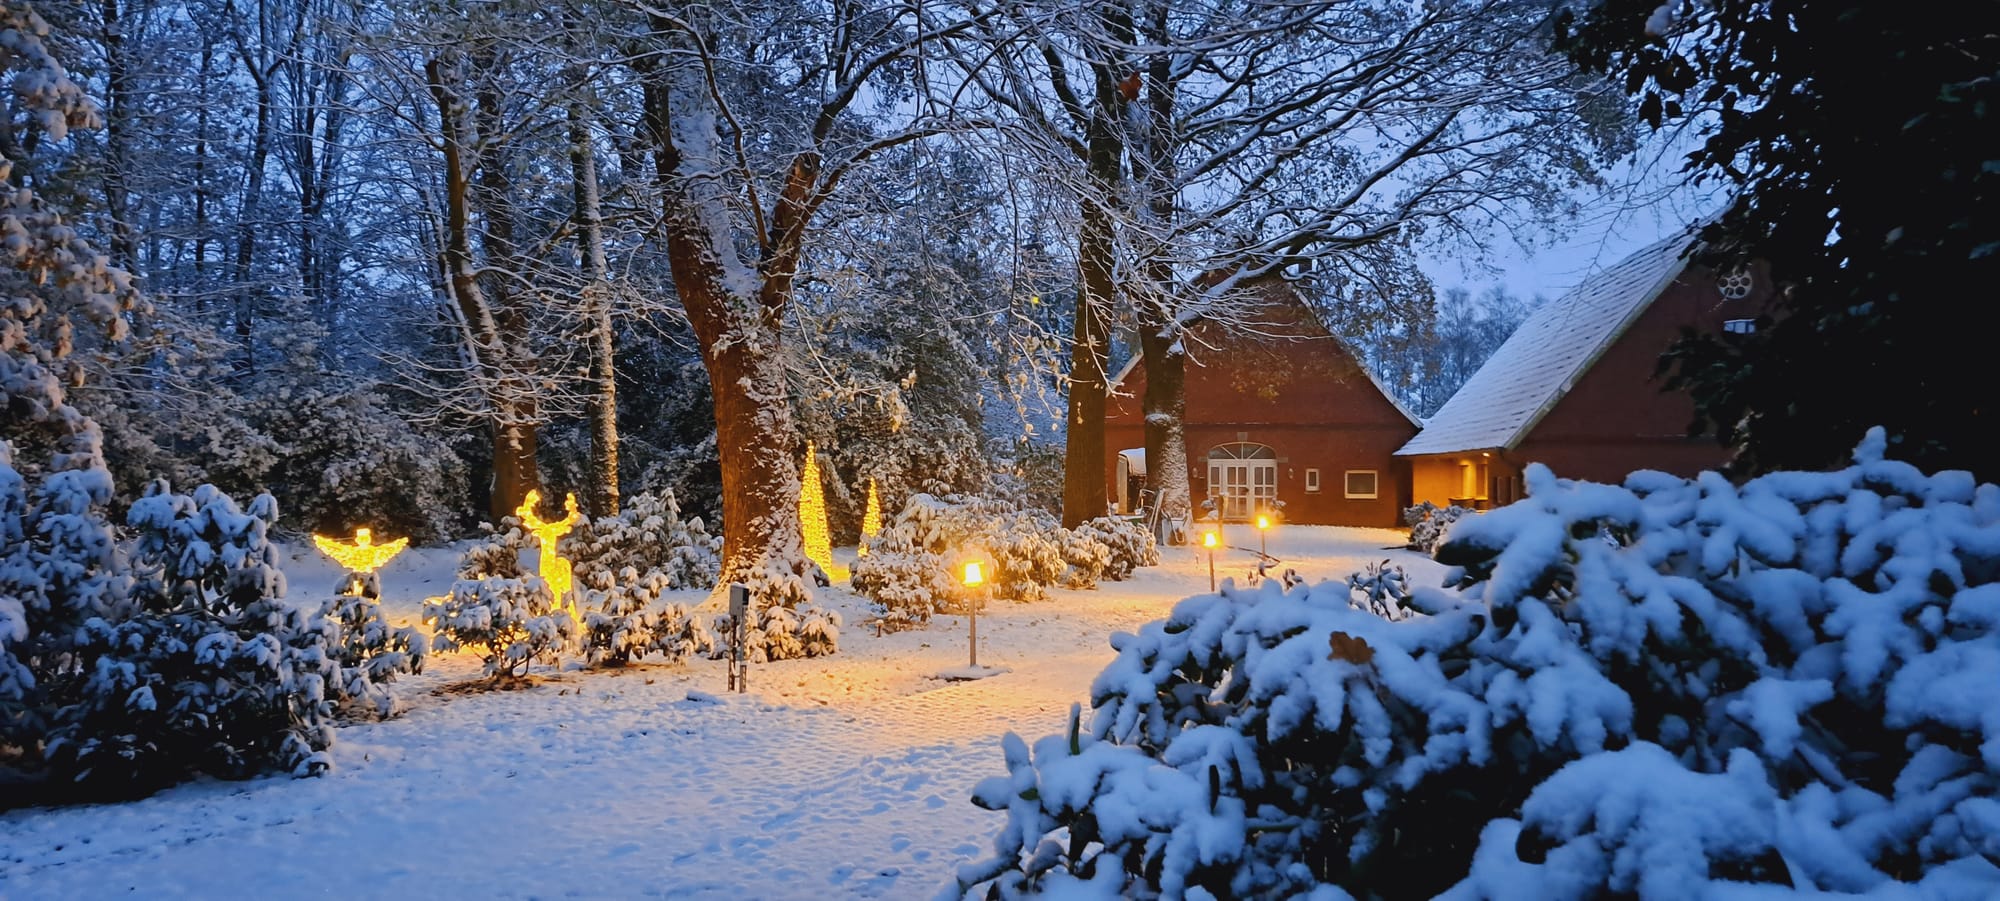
[857,479,883,558]
[799,441,846,580]
[313,527,409,575]
[517,490,581,610]
[963,561,984,587]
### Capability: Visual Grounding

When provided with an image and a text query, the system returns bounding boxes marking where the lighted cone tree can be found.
[857,479,882,558]
[799,442,844,581]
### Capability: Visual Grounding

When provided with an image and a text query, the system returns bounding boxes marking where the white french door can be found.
[1207,459,1276,520]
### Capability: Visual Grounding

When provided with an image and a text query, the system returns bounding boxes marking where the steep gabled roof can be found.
[1396,232,1696,457]
[1105,279,1422,428]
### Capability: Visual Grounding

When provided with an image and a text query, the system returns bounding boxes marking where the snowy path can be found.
[0,526,1435,899]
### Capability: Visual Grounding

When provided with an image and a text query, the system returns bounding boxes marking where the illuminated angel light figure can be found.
[856,479,883,558]
[799,441,845,580]
[517,490,582,608]
[313,527,409,597]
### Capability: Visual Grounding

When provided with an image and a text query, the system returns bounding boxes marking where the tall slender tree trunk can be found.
[231,70,274,371]
[97,0,138,270]
[569,91,619,517]
[1133,3,1193,537]
[1063,193,1114,528]
[474,57,539,522]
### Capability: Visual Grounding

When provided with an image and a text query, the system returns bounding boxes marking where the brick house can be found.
[1104,282,1421,527]
[1396,233,1768,507]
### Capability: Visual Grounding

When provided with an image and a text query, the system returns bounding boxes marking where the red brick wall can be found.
[1516,262,1765,483]
[1105,295,1418,527]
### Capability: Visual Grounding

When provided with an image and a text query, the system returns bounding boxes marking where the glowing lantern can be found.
[857,479,883,558]
[962,560,984,587]
[1202,529,1218,592]
[799,441,846,580]
[517,490,582,611]
[1256,513,1272,556]
[313,527,409,596]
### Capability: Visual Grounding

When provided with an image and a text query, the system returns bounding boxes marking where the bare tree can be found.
[950,0,1627,533]
[627,0,987,588]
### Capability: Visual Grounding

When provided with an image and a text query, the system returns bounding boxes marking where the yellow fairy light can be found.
[517,489,581,609]
[313,527,409,581]
[857,478,883,558]
[799,441,846,580]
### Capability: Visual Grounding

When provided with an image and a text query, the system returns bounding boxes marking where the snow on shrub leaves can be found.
[950,429,2000,900]
[853,493,1157,629]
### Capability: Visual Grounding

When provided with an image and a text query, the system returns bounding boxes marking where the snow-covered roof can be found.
[1396,233,1695,457]
[1117,447,1146,476]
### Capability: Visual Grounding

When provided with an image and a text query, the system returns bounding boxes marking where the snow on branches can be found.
[952,430,2000,899]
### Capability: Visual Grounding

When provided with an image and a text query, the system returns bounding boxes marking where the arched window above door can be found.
[1207,442,1275,461]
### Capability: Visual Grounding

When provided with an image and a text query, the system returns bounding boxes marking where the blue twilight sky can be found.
[1420,134,1729,304]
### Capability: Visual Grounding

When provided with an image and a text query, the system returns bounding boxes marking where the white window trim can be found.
[1344,470,1379,500]
[1305,468,1321,493]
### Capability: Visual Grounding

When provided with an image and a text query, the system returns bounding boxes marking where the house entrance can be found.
[1207,443,1276,521]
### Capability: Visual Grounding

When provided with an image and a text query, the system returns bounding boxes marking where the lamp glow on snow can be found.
[517,490,581,610]
[856,479,883,558]
[799,441,847,580]
[313,527,408,595]
[1203,528,1219,592]
[1256,513,1272,557]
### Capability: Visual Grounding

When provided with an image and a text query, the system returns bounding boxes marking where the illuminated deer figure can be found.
[516,490,582,613]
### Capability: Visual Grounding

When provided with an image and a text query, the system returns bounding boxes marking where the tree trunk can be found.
[427,54,537,524]
[642,64,807,586]
[474,56,539,522]
[569,90,619,517]
[1132,8,1192,539]
[1063,195,1114,528]
[97,0,138,270]
[1137,316,1191,538]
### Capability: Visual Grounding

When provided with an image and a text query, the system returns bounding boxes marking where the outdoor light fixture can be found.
[516,490,581,612]
[1256,514,1271,558]
[313,527,408,596]
[1203,529,1218,592]
[962,559,985,667]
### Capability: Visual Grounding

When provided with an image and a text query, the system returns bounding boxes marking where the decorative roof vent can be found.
[1718,268,1754,301]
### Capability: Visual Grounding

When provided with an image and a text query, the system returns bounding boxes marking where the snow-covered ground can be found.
[0,525,1435,900]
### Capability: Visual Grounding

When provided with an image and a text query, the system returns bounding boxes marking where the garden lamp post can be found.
[963,561,985,667]
[1256,513,1271,557]
[1203,529,1218,592]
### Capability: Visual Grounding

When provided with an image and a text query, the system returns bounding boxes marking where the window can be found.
[1717,268,1754,301]
[1344,470,1378,499]
[1305,468,1321,493]
[1724,318,1757,335]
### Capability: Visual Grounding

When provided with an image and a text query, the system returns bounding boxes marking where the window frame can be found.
[1344,469,1379,500]
[1305,468,1321,493]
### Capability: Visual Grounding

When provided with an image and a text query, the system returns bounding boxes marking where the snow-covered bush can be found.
[423,577,576,680]
[1074,516,1158,581]
[561,490,721,592]
[854,498,1159,626]
[11,476,336,798]
[1344,558,1411,621]
[456,518,531,580]
[714,565,840,663]
[849,543,956,631]
[578,570,714,667]
[1403,500,1473,553]
[313,594,427,717]
[952,430,2000,899]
